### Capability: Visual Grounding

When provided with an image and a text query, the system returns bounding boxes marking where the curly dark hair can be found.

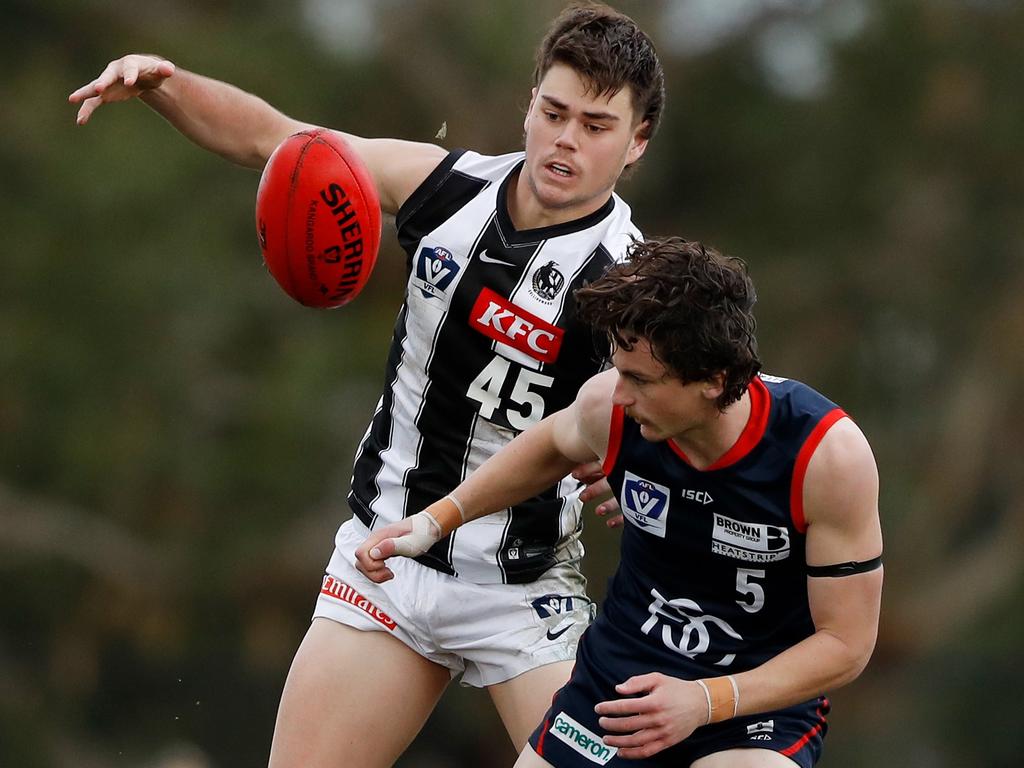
[575,237,762,409]
[534,2,665,141]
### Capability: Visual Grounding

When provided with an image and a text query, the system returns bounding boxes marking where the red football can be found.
[255,128,382,308]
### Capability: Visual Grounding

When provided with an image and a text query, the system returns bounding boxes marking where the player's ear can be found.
[626,120,650,165]
[702,372,725,401]
[524,87,538,133]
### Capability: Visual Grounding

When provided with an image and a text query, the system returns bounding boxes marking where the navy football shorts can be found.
[528,646,829,767]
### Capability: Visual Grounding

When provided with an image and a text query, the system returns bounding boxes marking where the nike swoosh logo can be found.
[478,249,517,267]
[546,624,575,641]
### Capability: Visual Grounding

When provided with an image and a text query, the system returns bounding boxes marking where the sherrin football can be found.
[255,128,381,308]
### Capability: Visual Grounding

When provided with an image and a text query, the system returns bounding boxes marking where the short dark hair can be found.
[575,237,762,409]
[534,2,665,141]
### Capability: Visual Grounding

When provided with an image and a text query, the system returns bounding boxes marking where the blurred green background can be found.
[3,0,1022,765]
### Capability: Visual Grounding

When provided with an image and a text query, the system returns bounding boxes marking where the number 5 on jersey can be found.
[468,355,554,431]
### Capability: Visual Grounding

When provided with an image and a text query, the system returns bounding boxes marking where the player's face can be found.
[521,63,648,223]
[610,339,718,443]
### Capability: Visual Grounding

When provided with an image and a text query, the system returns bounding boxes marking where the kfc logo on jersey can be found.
[470,287,564,364]
[621,471,671,538]
[413,246,461,299]
[711,513,792,563]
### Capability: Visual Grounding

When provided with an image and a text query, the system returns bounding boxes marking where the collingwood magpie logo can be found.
[531,261,565,303]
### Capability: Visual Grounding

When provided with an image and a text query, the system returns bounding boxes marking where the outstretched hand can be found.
[594,673,709,759]
[69,54,176,125]
[573,461,623,528]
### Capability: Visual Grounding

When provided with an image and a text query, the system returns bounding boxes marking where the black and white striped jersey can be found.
[347,149,640,584]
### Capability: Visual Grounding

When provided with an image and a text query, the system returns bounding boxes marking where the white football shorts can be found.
[312,518,595,687]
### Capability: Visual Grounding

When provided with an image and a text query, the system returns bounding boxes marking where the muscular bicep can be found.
[803,417,883,567]
[802,417,883,669]
[551,370,616,464]
[337,134,447,215]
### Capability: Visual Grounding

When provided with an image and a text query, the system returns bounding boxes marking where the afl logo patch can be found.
[530,260,565,303]
[621,471,670,538]
[413,245,461,299]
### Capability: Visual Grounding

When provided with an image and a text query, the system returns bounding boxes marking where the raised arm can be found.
[68,54,446,213]
[354,369,618,582]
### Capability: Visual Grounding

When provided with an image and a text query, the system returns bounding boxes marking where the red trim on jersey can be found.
[781,699,829,757]
[535,715,551,757]
[790,409,848,533]
[668,376,771,471]
[602,404,626,477]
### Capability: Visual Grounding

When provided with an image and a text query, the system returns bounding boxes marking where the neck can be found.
[671,390,752,471]
[507,168,609,231]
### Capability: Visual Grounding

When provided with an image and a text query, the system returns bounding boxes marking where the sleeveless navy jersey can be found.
[347,149,640,584]
[593,375,847,680]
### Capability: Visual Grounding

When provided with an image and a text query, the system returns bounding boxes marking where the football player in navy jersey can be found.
[360,237,883,767]
[70,4,665,767]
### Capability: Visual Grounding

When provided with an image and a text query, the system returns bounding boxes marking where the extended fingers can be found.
[68,56,177,112]
[122,59,139,88]
[75,96,103,125]
[594,696,649,718]
[597,712,650,734]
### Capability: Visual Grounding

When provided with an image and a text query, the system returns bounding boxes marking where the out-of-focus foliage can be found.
[1,1,1021,766]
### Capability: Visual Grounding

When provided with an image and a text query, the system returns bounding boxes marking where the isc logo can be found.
[469,287,564,364]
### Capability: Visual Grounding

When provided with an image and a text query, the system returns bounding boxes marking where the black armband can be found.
[806,555,882,578]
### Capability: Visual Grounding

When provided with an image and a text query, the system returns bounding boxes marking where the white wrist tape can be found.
[695,679,713,725]
[389,511,443,558]
[446,493,467,523]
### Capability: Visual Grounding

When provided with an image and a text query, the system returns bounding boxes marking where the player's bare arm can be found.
[728,416,882,713]
[595,416,883,759]
[354,370,618,581]
[69,53,446,214]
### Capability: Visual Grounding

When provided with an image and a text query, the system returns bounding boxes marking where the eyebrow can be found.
[540,95,621,122]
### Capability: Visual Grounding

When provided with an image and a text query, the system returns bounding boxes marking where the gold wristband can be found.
[699,675,739,724]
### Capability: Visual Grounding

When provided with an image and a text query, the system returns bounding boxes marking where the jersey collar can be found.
[669,376,771,471]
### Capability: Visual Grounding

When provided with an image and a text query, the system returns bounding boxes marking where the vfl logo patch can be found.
[548,712,616,765]
[320,575,397,630]
[621,471,670,538]
[530,260,566,303]
[531,594,591,641]
[470,287,564,363]
[711,513,791,563]
[413,246,460,299]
